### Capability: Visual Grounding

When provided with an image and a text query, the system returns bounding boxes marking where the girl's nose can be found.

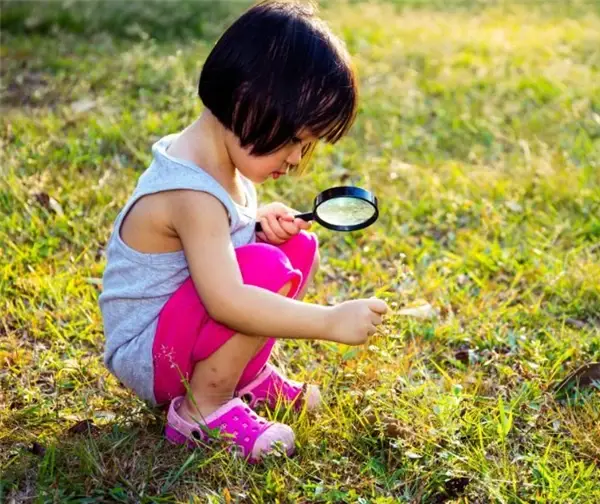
[286,144,303,166]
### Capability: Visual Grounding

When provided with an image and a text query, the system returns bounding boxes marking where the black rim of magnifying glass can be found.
[313,186,379,231]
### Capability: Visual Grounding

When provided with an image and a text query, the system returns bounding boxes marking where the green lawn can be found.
[1,1,599,502]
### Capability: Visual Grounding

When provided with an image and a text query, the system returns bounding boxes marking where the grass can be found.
[1,0,599,502]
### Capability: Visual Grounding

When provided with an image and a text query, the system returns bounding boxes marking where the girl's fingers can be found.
[279,218,299,236]
[258,209,305,244]
[368,298,389,315]
[266,213,290,242]
[260,217,284,244]
[294,218,312,230]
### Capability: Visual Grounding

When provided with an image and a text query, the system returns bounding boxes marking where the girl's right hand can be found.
[327,298,389,345]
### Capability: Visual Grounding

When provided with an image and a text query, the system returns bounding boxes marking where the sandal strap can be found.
[236,364,304,409]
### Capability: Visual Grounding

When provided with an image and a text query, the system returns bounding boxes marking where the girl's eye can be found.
[291,136,302,145]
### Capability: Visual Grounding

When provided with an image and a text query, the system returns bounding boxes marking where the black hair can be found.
[198,0,357,172]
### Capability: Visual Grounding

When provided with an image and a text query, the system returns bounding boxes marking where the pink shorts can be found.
[152,231,318,405]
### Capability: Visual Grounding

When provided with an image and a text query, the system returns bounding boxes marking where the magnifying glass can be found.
[255,186,379,233]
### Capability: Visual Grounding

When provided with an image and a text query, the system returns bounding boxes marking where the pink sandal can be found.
[165,396,295,463]
[236,364,321,412]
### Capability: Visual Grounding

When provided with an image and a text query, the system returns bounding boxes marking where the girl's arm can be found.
[170,190,332,341]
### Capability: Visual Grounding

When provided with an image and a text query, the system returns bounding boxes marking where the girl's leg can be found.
[236,231,319,389]
[153,242,303,406]
[177,282,292,421]
[154,241,309,461]
[182,247,318,420]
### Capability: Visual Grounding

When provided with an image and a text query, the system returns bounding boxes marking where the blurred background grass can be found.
[1,0,240,40]
[1,0,599,502]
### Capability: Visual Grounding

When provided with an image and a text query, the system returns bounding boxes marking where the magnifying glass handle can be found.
[255,212,314,232]
[294,212,313,221]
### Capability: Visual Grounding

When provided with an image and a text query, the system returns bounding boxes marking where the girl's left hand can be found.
[256,202,311,245]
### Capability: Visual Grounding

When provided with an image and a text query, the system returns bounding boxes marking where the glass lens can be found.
[315,196,376,226]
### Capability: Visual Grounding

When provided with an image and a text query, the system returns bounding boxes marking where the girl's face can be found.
[226,130,316,184]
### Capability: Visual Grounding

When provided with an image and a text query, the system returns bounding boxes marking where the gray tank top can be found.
[99,133,257,404]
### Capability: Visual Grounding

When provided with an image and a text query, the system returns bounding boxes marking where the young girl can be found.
[99,0,388,463]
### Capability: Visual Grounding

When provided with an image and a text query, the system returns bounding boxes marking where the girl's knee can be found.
[287,230,318,257]
[235,242,303,298]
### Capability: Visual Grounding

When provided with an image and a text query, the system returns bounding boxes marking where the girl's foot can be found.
[235,363,321,412]
[165,396,295,463]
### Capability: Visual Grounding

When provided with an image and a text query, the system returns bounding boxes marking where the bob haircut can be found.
[198,0,358,174]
